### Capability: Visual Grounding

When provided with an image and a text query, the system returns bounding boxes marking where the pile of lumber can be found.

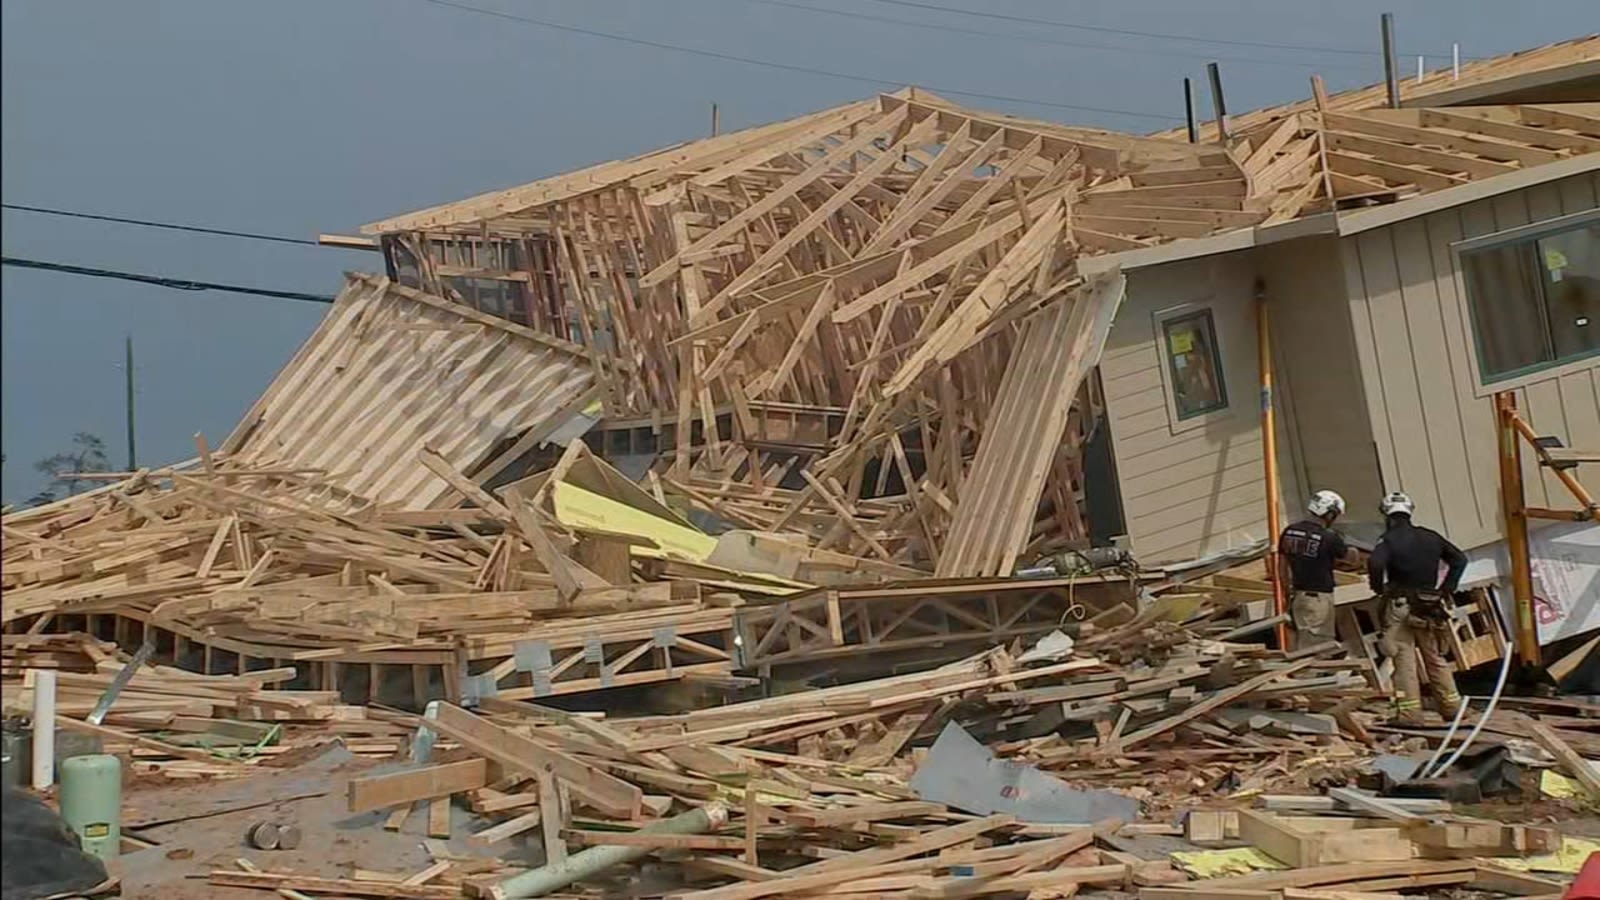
[0,456,751,693]
[1,633,417,778]
[301,625,1394,897]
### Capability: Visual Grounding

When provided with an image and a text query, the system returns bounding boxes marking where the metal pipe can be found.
[1416,55,1424,83]
[1217,613,1288,643]
[711,102,720,137]
[1452,43,1460,80]
[1183,78,1198,143]
[1496,392,1541,665]
[1381,13,1401,108]
[86,637,156,727]
[1256,281,1289,651]
[32,670,56,790]
[487,803,729,899]
[1205,63,1229,142]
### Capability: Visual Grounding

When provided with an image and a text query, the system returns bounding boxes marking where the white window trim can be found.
[1152,300,1232,435]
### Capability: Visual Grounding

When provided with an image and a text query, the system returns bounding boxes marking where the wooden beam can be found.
[425,703,642,818]
[1118,657,1320,749]
[1419,108,1600,152]
[1326,150,1467,191]
[347,760,489,813]
[1322,130,1516,178]
[1320,111,1562,166]
[1525,716,1600,800]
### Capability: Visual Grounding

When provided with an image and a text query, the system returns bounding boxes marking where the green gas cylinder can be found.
[59,754,121,861]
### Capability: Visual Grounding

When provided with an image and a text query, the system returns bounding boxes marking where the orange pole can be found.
[1257,283,1289,651]
[1496,391,1541,666]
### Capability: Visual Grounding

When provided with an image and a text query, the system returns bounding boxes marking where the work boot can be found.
[1389,710,1428,728]
[1388,701,1427,728]
[1436,695,1464,720]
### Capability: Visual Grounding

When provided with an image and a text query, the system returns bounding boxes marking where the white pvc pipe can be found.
[411,700,441,764]
[1417,56,1425,83]
[1453,44,1460,80]
[1425,620,1514,778]
[1421,694,1474,776]
[32,670,57,790]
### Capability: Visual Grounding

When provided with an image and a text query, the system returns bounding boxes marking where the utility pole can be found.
[124,334,136,470]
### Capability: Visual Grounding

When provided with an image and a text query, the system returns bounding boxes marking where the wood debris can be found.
[6,39,1600,900]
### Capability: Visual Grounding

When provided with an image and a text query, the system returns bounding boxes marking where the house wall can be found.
[1342,171,1600,550]
[1259,237,1386,527]
[1100,251,1305,562]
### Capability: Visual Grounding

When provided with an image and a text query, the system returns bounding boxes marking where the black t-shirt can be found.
[1278,518,1346,593]
[1368,519,1468,595]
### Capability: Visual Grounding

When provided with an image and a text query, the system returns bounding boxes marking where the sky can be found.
[1,0,1592,503]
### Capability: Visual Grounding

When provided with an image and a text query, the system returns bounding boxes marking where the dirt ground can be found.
[101,740,1599,898]
[109,743,524,900]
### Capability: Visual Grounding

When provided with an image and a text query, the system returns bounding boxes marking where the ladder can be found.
[1493,392,1596,666]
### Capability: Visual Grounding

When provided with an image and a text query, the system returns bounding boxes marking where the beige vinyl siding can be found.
[1259,237,1385,525]
[1343,172,1600,550]
[1102,251,1303,562]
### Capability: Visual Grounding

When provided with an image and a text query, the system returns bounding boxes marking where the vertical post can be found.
[1496,392,1541,665]
[32,669,57,790]
[710,102,720,137]
[1205,63,1230,143]
[124,334,136,470]
[1183,78,1198,144]
[1381,13,1401,108]
[1452,43,1460,80]
[1416,55,1424,83]
[1256,280,1288,651]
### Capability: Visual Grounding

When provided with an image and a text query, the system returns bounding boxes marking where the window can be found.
[1459,213,1600,383]
[1161,309,1228,419]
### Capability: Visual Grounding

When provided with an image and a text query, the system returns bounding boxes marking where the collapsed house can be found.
[3,32,1600,900]
[8,35,1597,698]
[356,38,1600,647]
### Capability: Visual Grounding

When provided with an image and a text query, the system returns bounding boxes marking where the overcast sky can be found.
[1,0,1591,502]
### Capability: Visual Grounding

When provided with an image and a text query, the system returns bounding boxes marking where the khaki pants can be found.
[1290,591,1337,643]
[1378,594,1460,718]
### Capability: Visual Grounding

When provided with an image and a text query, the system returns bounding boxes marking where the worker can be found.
[1367,491,1468,726]
[1278,490,1358,649]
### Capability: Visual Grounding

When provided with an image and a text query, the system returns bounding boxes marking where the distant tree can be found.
[33,432,109,501]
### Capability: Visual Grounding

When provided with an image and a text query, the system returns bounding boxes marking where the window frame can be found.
[1153,302,1231,432]
[1453,208,1600,393]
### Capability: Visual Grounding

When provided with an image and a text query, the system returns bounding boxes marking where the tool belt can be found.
[1381,588,1451,626]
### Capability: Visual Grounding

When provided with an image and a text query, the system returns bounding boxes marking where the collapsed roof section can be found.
[347,69,1599,573]
[222,273,600,510]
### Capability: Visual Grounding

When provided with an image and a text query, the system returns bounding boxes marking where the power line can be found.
[417,0,1180,123]
[859,0,1460,59]
[739,0,1374,71]
[2,203,320,246]
[1,257,335,304]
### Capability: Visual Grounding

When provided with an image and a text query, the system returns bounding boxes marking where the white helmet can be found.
[1307,490,1346,518]
[1380,491,1415,517]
